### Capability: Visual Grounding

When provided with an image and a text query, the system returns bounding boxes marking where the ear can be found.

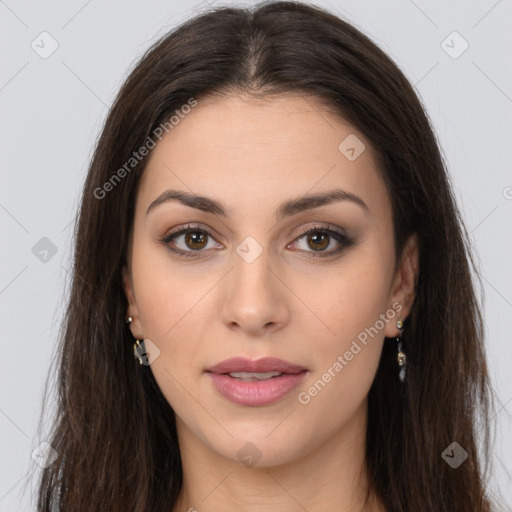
[384,233,419,338]
[122,265,144,339]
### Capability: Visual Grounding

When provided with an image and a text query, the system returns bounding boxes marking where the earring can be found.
[133,339,148,365]
[126,317,147,365]
[396,319,406,383]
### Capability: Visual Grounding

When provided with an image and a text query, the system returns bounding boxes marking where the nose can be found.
[220,247,290,338]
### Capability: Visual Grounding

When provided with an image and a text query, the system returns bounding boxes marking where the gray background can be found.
[1,0,511,509]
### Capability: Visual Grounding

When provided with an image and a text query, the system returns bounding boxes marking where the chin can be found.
[205,424,315,469]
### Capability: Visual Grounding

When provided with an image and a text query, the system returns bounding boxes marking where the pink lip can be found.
[206,357,308,406]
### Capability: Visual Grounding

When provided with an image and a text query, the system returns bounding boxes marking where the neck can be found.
[173,400,385,512]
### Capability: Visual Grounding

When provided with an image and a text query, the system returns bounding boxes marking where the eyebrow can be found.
[146,188,370,220]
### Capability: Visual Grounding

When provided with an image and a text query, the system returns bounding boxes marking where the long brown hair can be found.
[36,1,500,510]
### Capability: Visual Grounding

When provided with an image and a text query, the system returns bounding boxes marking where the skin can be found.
[123,93,419,512]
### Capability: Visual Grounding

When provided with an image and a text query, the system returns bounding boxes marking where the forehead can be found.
[137,93,390,221]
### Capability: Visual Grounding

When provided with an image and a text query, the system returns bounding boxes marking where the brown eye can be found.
[289,225,354,259]
[306,232,330,251]
[184,231,208,250]
[162,225,220,258]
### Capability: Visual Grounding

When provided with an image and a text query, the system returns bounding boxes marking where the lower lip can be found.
[207,371,308,406]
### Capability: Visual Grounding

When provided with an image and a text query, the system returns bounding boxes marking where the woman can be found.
[36,1,501,510]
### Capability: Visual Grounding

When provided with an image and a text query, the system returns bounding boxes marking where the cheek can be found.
[130,239,221,384]
[131,239,195,338]
[293,253,393,403]
[130,244,210,413]
[294,273,390,433]
[296,252,393,350]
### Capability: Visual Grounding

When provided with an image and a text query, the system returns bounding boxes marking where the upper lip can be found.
[206,357,307,374]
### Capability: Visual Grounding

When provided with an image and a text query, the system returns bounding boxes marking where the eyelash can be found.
[160,223,354,260]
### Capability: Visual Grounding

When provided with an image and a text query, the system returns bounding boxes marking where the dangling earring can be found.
[133,339,147,365]
[396,319,406,383]
[126,317,146,365]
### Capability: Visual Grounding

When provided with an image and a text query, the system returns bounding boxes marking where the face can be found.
[123,93,418,467]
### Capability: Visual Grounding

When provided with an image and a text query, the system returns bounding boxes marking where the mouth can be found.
[206,356,307,375]
[205,357,308,406]
[224,370,286,382]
